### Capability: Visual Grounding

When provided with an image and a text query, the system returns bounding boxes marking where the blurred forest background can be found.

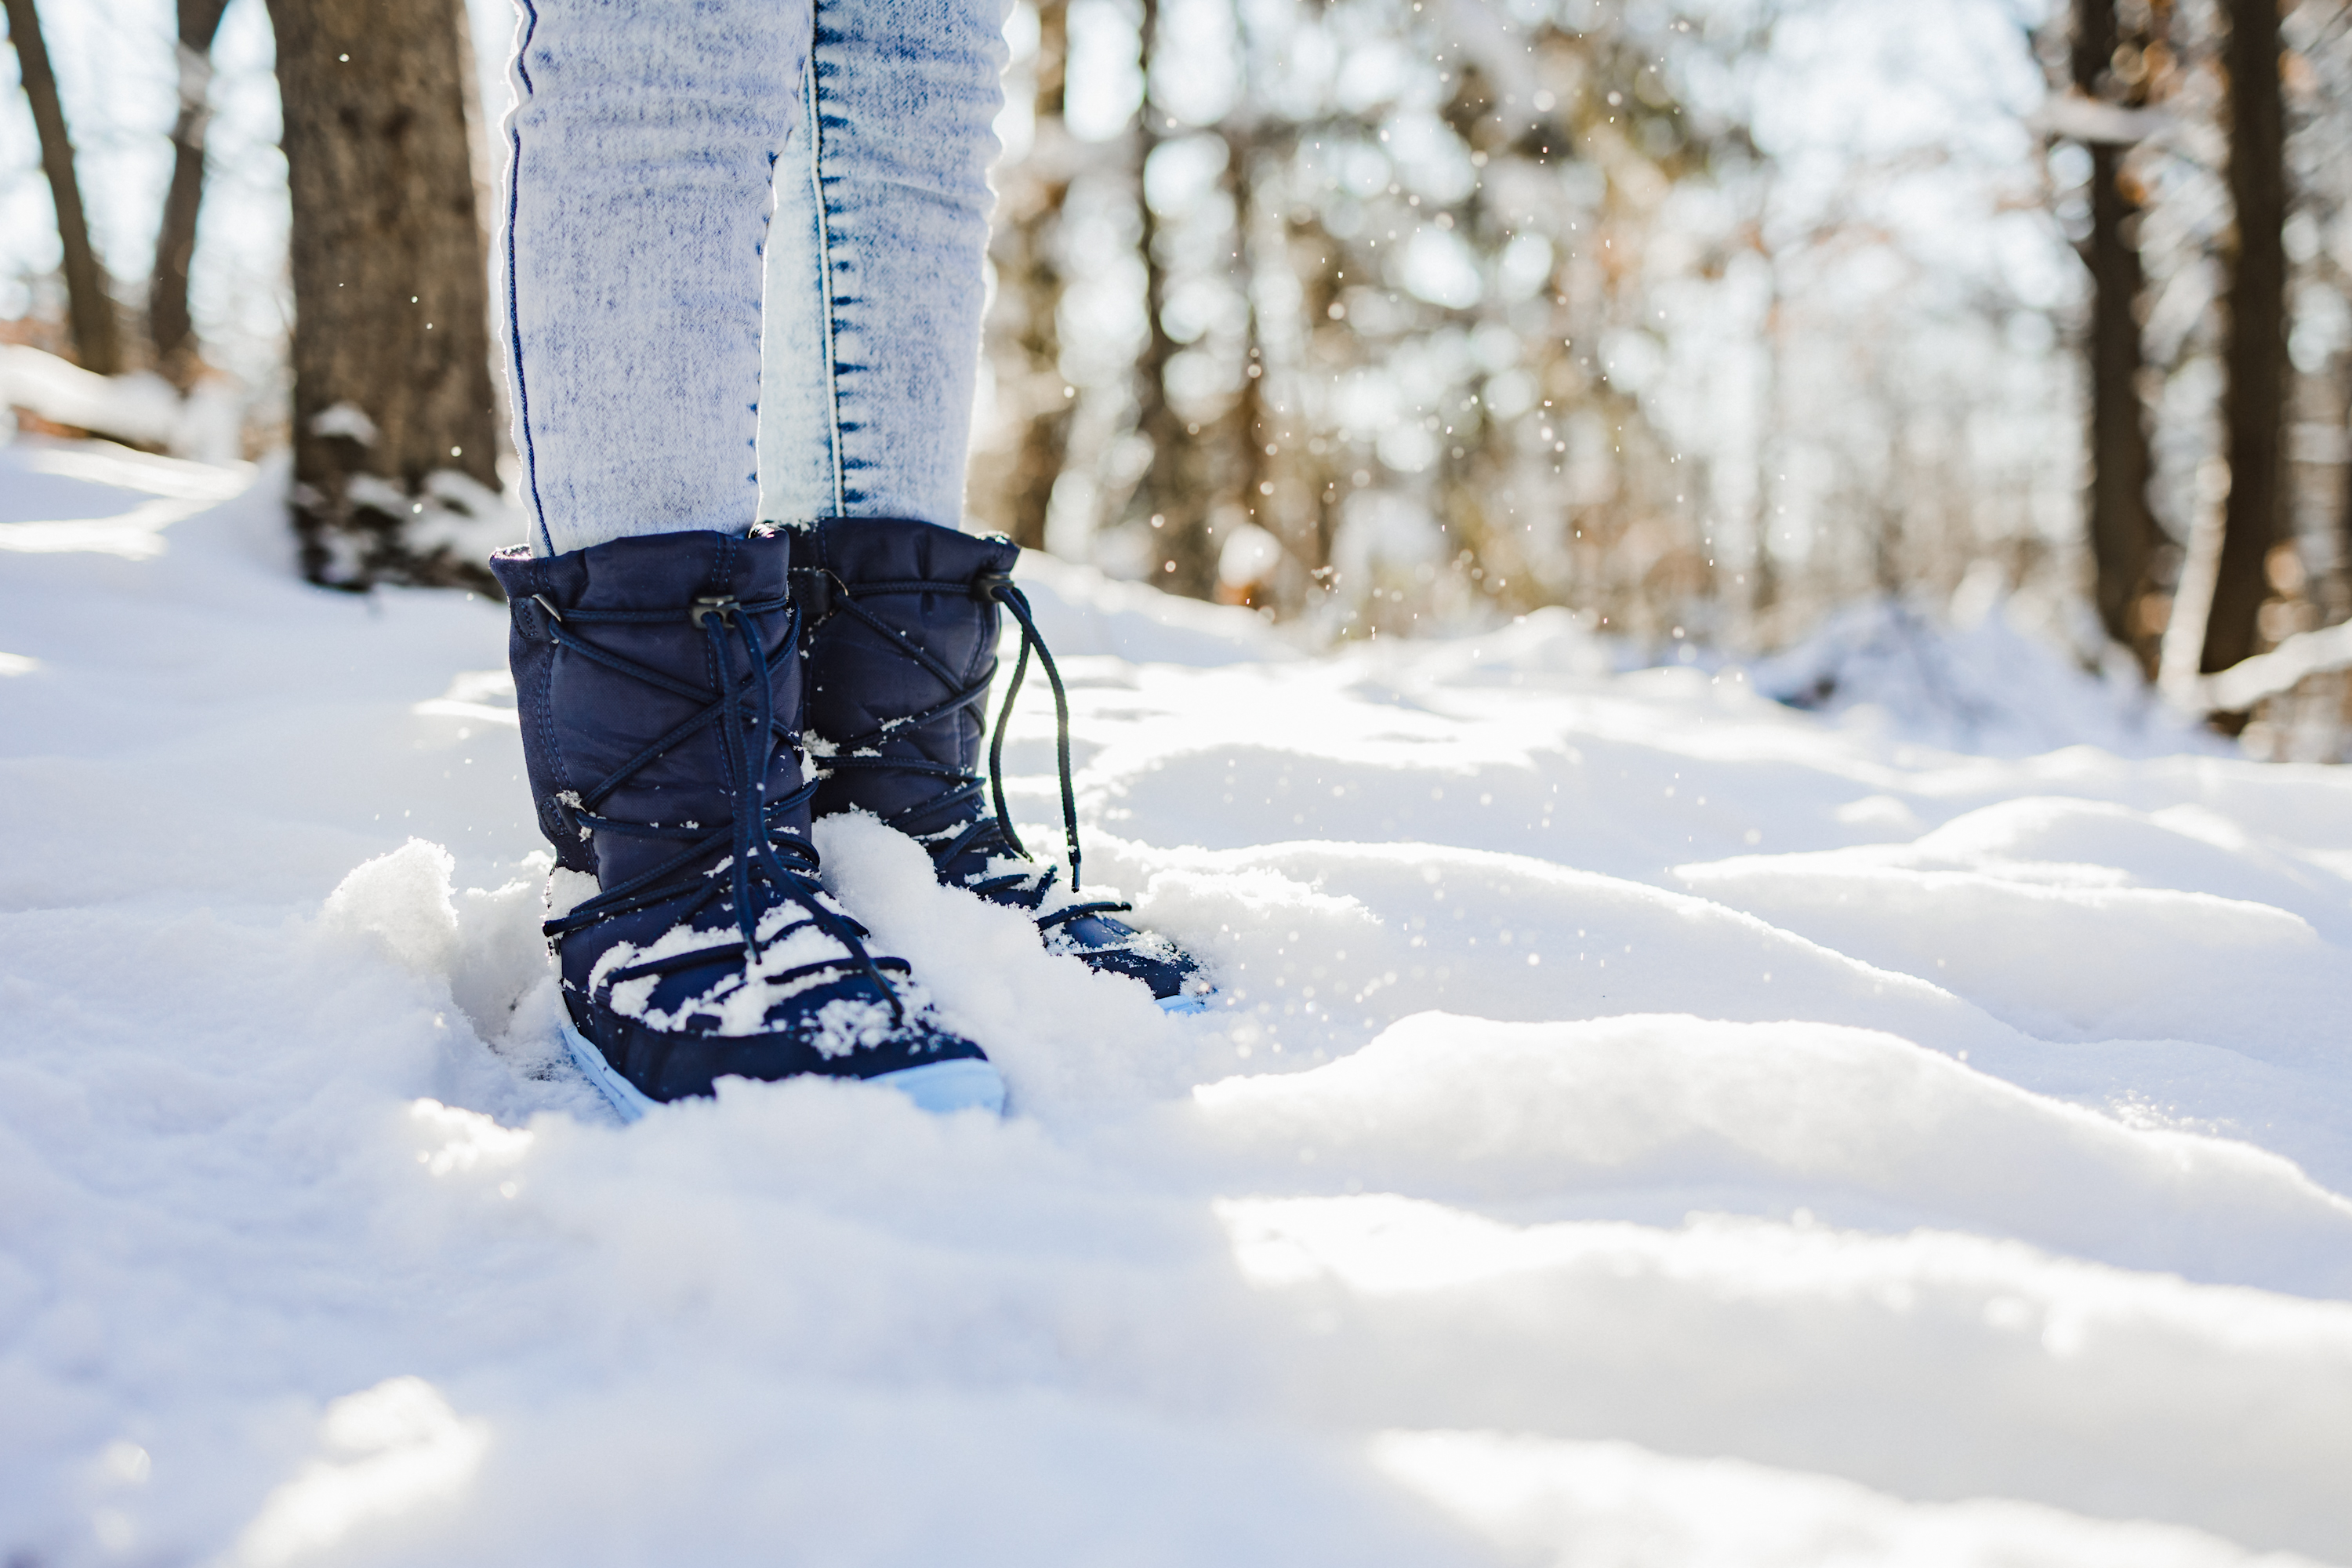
[7,0,2352,758]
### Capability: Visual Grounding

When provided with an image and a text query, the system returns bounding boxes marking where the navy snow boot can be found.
[788,516,1212,1012]
[489,528,1004,1120]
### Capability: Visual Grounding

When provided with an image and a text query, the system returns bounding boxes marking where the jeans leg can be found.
[757,0,1008,529]
[504,0,811,555]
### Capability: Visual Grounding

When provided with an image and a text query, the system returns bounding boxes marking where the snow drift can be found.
[3,438,2350,1566]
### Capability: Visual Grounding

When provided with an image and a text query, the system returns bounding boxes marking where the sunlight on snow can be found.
[1220,1193,1544,1293]
[413,669,521,728]
[231,1378,488,1567]
[0,492,213,559]
[1365,1429,2311,1568]
[409,1098,535,1178]
[0,445,253,558]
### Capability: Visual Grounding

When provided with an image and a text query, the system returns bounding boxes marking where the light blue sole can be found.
[1157,990,1215,1015]
[561,1020,659,1124]
[877,1058,1008,1115]
[559,1021,1007,1123]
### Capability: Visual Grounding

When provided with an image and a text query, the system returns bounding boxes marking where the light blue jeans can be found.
[500,0,1007,557]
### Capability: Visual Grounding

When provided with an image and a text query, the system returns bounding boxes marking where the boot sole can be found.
[559,1021,1006,1123]
[1156,993,1214,1015]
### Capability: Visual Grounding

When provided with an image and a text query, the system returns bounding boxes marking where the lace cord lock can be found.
[532,593,566,638]
[689,595,742,630]
[971,570,1014,604]
[789,565,840,624]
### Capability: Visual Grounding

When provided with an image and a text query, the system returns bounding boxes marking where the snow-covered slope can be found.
[4,440,2349,1567]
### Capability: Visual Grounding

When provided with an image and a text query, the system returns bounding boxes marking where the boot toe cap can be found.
[564,986,993,1109]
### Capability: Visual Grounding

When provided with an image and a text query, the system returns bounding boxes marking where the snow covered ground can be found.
[4,438,2350,1567]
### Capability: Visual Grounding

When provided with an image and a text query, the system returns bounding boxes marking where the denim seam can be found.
[801,29,848,518]
[506,0,550,556]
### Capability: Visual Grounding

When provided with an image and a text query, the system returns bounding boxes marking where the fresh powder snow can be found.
[2,438,2349,1566]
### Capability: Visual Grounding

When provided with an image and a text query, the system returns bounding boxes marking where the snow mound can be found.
[1750,595,2216,760]
[4,439,2350,1566]
[1011,547,1303,667]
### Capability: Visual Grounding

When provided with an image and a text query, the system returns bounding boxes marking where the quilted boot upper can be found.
[490,528,993,1101]
[789,516,1210,1007]
[794,517,1020,837]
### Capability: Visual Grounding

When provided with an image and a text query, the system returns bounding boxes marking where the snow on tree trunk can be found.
[267,0,500,591]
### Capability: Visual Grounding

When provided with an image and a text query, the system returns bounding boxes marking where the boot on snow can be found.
[490,529,1005,1120]
[786,516,1212,1012]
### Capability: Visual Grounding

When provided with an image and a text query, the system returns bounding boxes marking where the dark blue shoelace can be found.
[798,569,1133,931]
[530,589,906,1021]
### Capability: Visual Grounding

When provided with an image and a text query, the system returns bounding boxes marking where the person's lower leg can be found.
[503,0,810,554]
[492,0,1007,1111]
[756,0,1210,1009]
[755,0,1004,528]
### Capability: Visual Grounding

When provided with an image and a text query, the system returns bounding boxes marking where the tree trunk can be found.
[1227,132,1267,595]
[267,0,500,590]
[2341,348,2352,625]
[2071,0,2162,675]
[1000,0,1072,552]
[2203,0,2288,679]
[1127,0,1217,598]
[149,0,233,388]
[2082,141,2160,666]
[4,0,122,375]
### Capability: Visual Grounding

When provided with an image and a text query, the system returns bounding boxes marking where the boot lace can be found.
[797,567,1132,935]
[531,588,906,1021]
